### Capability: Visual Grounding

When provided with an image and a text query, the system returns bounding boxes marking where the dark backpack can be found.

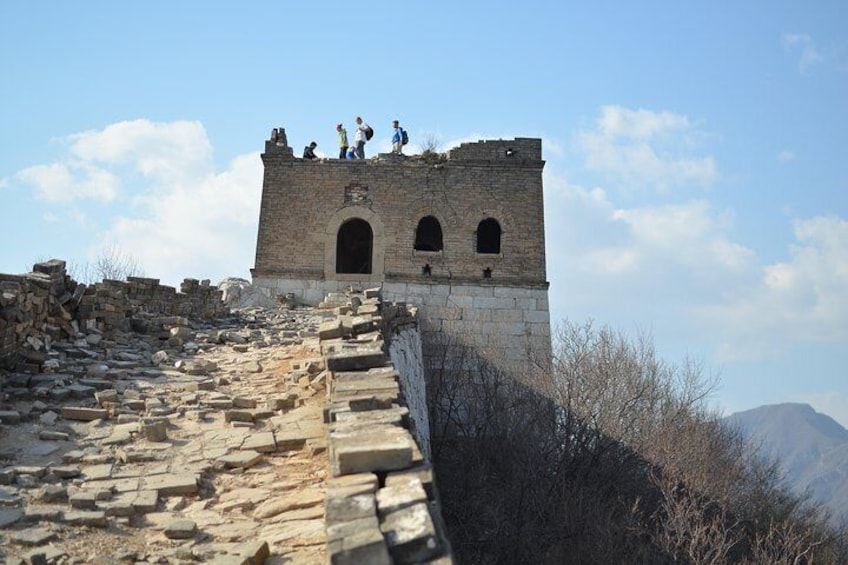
[401,129,409,145]
[365,126,374,141]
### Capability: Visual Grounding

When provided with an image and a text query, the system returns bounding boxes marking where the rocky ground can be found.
[0,305,337,564]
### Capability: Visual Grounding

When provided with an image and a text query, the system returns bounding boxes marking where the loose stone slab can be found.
[328,524,392,565]
[14,465,47,477]
[232,396,257,409]
[63,510,109,528]
[61,406,108,421]
[132,489,159,513]
[101,493,137,517]
[26,442,60,456]
[23,505,62,522]
[241,432,276,453]
[224,409,254,423]
[69,490,98,509]
[23,545,67,565]
[252,489,324,519]
[229,540,270,565]
[38,430,69,441]
[330,426,414,476]
[142,473,199,496]
[318,320,344,340]
[0,410,21,424]
[327,473,380,499]
[0,467,15,485]
[274,429,309,452]
[164,519,198,539]
[326,493,376,526]
[51,465,81,478]
[142,420,168,442]
[0,507,24,527]
[10,526,56,546]
[217,450,264,469]
[83,463,113,480]
[326,349,387,372]
[376,478,428,517]
[380,503,441,563]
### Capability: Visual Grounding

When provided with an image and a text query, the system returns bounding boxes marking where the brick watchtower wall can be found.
[252,131,551,369]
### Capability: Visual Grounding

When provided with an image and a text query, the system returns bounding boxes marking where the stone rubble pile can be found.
[1,260,455,564]
[0,260,228,374]
[1,302,335,564]
[317,290,453,565]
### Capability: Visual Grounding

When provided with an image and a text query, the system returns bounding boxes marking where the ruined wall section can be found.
[0,260,228,371]
[318,290,452,563]
[382,302,431,460]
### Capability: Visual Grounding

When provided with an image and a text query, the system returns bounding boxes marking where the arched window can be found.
[336,219,373,274]
[476,218,501,254]
[414,216,443,251]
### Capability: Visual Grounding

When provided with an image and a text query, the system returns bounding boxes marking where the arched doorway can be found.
[336,218,373,274]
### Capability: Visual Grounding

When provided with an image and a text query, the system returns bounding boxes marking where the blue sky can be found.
[2,2,846,424]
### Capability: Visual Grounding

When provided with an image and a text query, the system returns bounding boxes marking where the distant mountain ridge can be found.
[725,403,848,524]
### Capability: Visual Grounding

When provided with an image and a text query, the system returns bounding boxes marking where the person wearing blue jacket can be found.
[392,120,405,155]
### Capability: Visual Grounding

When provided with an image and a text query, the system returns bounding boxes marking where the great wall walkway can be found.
[0,289,452,564]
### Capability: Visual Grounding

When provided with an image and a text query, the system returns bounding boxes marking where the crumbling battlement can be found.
[446,137,542,162]
[263,127,542,165]
[0,260,228,371]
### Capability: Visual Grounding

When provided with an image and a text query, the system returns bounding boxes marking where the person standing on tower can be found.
[355,116,371,159]
[392,120,406,155]
[336,123,348,159]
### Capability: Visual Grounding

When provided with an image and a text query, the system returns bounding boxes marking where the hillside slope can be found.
[726,403,848,524]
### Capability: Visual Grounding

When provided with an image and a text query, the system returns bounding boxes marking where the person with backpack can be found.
[354,116,372,159]
[391,120,408,155]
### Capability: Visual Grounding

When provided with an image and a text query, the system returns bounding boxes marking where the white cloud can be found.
[544,173,756,328]
[16,161,119,202]
[781,33,824,74]
[695,215,848,361]
[13,119,262,286]
[68,119,213,182]
[596,201,754,275]
[102,151,262,285]
[578,106,718,192]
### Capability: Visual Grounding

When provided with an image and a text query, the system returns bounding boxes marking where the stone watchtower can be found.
[251,129,551,367]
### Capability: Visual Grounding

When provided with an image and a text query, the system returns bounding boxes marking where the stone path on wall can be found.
[0,306,334,564]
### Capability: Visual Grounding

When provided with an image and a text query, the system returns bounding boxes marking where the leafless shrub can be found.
[428,319,848,564]
[68,245,143,284]
[420,133,441,154]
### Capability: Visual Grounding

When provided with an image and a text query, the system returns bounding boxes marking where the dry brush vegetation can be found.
[426,320,848,564]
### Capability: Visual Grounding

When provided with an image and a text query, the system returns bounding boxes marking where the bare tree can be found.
[68,245,143,284]
[420,133,441,154]
[428,318,848,564]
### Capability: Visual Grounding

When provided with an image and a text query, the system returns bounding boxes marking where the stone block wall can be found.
[0,260,228,371]
[382,280,551,369]
[253,136,547,287]
[318,289,453,564]
[383,302,431,460]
